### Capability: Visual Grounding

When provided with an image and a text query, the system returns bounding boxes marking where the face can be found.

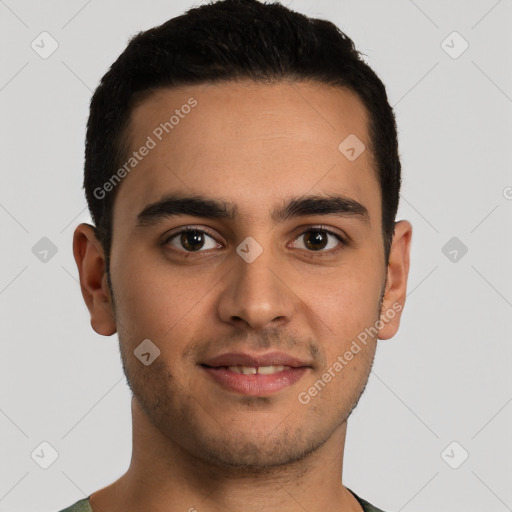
[75,80,411,470]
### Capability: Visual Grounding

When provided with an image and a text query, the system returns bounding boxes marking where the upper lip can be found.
[201,351,313,368]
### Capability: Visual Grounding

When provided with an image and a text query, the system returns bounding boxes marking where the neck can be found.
[89,398,363,512]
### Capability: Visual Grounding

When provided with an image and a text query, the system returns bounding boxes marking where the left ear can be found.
[378,220,412,340]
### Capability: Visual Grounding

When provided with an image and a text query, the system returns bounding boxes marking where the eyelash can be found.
[161,225,348,258]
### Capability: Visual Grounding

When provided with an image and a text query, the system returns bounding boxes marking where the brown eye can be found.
[180,230,205,251]
[303,231,329,251]
[164,229,219,252]
[292,228,345,253]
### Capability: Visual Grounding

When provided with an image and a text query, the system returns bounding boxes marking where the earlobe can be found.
[378,220,412,340]
[72,223,117,336]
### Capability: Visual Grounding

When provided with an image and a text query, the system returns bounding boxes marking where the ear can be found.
[378,220,412,340]
[72,223,117,336]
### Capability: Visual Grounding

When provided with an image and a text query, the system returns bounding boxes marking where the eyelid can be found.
[293,224,349,243]
[161,225,221,244]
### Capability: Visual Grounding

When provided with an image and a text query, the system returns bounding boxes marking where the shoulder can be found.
[57,497,93,512]
[347,487,389,512]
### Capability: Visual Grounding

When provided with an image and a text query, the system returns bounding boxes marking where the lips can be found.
[200,351,312,396]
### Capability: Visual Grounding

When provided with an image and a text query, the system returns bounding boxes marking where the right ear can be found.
[72,223,117,336]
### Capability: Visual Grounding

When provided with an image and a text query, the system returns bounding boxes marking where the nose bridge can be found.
[217,238,295,330]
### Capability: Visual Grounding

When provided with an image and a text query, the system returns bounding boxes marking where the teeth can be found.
[228,366,256,374]
[227,365,289,375]
[258,365,286,374]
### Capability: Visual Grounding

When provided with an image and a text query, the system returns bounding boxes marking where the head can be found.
[74,0,411,471]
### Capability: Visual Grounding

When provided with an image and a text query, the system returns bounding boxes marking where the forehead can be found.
[114,80,380,226]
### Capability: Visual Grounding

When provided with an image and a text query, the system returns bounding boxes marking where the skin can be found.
[73,80,412,512]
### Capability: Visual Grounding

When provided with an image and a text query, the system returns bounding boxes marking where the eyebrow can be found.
[136,193,370,226]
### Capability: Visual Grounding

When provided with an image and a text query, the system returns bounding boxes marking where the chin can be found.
[183,425,324,472]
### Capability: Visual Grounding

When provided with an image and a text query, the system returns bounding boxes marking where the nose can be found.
[217,246,296,331]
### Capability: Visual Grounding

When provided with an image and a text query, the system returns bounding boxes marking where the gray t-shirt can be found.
[58,488,387,512]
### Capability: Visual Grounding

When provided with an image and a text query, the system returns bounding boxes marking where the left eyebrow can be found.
[136,193,370,227]
[271,194,370,225]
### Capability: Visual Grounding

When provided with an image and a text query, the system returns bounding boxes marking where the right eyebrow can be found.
[136,194,237,226]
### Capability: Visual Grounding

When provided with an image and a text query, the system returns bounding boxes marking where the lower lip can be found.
[201,366,309,396]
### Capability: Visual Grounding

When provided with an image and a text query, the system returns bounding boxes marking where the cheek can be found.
[304,262,383,329]
[297,338,374,420]
[313,294,379,378]
[301,273,380,407]
[110,249,205,347]
[298,256,383,374]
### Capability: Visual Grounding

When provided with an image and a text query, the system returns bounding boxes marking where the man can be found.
[63,0,412,511]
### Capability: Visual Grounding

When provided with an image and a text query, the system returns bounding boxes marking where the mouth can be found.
[200,352,312,396]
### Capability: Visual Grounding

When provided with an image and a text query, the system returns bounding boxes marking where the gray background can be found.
[1,0,511,511]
